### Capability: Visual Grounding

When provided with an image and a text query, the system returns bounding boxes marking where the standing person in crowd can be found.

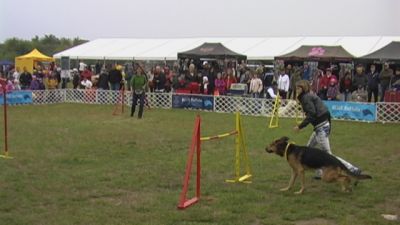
[47,73,58,90]
[185,63,197,82]
[12,67,20,84]
[249,72,263,98]
[202,61,215,95]
[265,81,278,99]
[352,64,368,92]
[262,67,274,97]
[60,69,70,89]
[29,75,40,90]
[352,85,367,102]
[19,67,32,90]
[80,77,93,89]
[130,66,147,119]
[214,72,226,95]
[302,64,311,81]
[277,69,289,99]
[294,80,362,179]
[153,65,166,93]
[225,68,237,93]
[78,61,86,75]
[55,67,61,88]
[379,62,393,101]
[391,67,400,90]
[108,64,122,90]
[339,71,353,101]
[288,66,302,99]
[366,64,380,103]
[72,68,80,89]
[326,77,339,101]
[97,68,109,90]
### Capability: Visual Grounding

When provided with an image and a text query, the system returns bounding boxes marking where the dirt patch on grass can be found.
[294,218,337,225]
[88,189,147,206]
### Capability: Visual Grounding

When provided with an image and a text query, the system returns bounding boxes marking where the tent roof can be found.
[53,36,400,61]
[177,42,246,60]
[16,49,54,61]
[275,45,354,61]
[359,41,400,61]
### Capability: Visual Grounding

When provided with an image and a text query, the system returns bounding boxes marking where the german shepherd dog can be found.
[265,137,371,194]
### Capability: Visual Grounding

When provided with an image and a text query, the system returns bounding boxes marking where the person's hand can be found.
[293,126,300,132]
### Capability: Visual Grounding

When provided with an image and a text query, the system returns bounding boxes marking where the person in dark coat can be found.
[97,69,109,90]
[108,65,122,90]
[366,64,380,102]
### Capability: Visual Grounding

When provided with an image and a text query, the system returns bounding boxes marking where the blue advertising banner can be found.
[172,94,214,110]
[323,101,376,122]
[0,91,33,105]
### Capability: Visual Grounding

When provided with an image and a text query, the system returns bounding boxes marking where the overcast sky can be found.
[1,0,399,42]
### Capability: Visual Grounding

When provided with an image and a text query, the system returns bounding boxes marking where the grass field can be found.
[0,104,399,225]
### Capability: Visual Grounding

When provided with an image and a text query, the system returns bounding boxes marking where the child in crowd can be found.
[326,77,339,100]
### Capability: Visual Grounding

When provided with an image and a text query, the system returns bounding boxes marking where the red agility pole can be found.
[177,115,201,209]
[112,85,125,115]
[0,78,12,159]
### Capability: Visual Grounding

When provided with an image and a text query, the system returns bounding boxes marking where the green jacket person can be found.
[130,67,147,118]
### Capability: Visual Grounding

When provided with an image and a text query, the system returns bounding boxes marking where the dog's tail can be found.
[352,173,372,180]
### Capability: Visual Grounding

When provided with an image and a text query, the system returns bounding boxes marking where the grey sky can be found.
[1,0,399,42]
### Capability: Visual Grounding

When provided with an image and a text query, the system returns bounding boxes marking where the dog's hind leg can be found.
[294,169,305,194]
[280,168,297,192]
[338,175,352,192]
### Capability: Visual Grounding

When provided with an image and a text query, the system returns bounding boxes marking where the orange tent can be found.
[15,49,54,73]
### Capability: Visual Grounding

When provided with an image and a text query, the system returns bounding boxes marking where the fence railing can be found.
[10,89,396,123]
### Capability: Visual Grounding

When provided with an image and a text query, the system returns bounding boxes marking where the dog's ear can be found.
[281,136,289,142]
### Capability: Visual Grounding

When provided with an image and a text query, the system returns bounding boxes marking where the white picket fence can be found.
[24,89,400,123]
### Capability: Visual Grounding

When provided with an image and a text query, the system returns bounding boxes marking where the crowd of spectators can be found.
[1,60,400,103]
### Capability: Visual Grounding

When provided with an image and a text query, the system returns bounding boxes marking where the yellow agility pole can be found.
[200,112,252,183]
[295,100,303,125]
[225,112,252,183]
[268,93,280,128]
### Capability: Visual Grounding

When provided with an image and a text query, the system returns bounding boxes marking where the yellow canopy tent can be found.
[15,49,54,73]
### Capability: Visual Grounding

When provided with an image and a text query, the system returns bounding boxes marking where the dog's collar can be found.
[284,142,295,160]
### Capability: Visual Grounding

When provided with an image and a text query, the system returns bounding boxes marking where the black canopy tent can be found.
[359,41,400,63]
[275,45,354,62]
[178,42,247,61]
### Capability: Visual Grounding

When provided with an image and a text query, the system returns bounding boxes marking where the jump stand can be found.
[178,112,252,210]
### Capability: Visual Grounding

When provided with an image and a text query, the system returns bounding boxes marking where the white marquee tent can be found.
[54,36,400,61]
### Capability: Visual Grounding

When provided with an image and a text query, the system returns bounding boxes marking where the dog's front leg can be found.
[280,169,297,192]
[294,170,305,194]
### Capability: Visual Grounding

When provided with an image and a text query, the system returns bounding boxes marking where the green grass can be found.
[0,104,399,225]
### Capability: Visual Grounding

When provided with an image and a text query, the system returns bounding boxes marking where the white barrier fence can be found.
[20,89,399,123]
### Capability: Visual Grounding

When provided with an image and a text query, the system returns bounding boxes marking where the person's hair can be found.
[296,80,310,93]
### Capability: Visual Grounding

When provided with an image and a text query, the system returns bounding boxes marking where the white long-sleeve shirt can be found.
[249,77,263,93]
[277,74,290,92]
[266,87,277,98]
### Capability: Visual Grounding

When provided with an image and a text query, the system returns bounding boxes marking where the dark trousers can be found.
[131,93,145,118]
[368,88,379,102]
[278,90,287,99]
[380,84,389,102]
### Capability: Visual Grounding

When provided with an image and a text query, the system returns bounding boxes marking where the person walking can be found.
[294,80,361,179]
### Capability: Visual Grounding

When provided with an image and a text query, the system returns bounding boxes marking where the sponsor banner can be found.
[0,91,33,105]
[172,94,214,110]
[323,101,376,122]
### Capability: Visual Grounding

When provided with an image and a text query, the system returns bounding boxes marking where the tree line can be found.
[0,35,88,61]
